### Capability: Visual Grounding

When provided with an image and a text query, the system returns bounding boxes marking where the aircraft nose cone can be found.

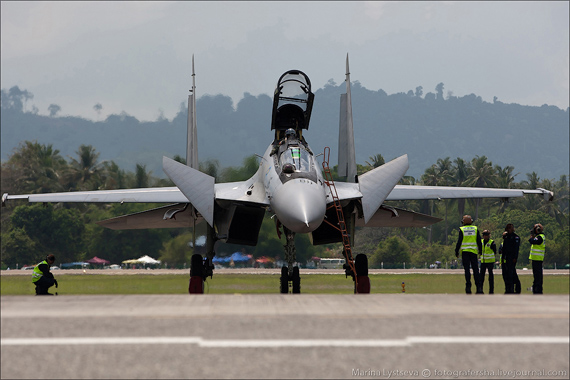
[272,179,326,234]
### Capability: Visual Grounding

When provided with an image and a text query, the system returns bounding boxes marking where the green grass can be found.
[2,273,569,295]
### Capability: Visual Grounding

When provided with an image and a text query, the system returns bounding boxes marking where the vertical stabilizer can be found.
[186,55,199,169]
[338,54,357,183]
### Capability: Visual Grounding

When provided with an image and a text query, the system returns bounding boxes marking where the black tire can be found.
[292,266,301,294]
[355,254,368,276]
[280,266,289,294]
[190,254,205,277]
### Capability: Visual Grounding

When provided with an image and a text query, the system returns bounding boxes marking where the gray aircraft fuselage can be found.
[261,142,326,234]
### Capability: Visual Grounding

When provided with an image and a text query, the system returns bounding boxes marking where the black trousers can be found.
[461,251,481,293]
[504,259,521,294]
[480,262,495,293]
[34,276,55,295]
[531,260,543,294]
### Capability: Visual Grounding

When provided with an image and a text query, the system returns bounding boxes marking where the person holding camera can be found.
[529,223,546,294]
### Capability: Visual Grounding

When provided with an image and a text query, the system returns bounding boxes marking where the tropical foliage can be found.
[1,142,568,270]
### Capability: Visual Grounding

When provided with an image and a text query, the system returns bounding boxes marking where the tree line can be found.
[1,141,568,270]
[2,81,569,183]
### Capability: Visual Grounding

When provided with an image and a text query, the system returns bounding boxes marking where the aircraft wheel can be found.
[280,266,289,294]
[355,254,370,294]
[292,266,301,294]
[190,254,205,277]
[189,253,205,294]
[355,254,368,276]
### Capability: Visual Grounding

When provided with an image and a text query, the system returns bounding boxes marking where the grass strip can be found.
[2,273,568,295]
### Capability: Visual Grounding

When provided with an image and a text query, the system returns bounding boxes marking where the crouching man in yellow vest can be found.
[480,230,497,294]
[529,223,546,294]
[32,254,58,295]
[455,215,483,294]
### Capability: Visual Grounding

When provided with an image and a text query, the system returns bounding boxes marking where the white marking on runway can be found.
[2,336,568,347]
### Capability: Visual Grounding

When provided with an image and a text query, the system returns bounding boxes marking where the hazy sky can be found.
[2,1,568,121]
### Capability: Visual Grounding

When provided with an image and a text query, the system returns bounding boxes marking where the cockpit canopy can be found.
[275,144,317,184]
[271,70,314,134]
[281,147,312,173]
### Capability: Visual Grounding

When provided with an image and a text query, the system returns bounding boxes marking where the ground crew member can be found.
[529,223,545,294]
[480,230,497,294]
[455,215,483,294]
[502,223,521,294]
[32,254,58,295]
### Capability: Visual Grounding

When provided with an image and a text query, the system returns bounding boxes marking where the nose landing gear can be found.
[280,226,301,293]
[280,266,301,294]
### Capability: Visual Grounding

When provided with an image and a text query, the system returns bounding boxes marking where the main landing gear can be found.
[189,224,216,294]
[354,253,370,294]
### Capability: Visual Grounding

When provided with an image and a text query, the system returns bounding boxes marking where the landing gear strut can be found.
[279,226,301,293]
[189,223,216,294]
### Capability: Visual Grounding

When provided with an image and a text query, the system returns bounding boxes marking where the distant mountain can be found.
[2,83,568,180]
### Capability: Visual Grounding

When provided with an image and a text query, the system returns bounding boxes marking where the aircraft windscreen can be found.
[277,73,310,112]
[280,147,312,172]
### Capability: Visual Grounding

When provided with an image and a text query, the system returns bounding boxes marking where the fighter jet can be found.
[2,56,554,294]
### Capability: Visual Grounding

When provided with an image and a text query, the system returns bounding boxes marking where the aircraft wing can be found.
[96,203,201,230]
[386,185,554,202]
[356,206,442,228]
[2,187,188,205]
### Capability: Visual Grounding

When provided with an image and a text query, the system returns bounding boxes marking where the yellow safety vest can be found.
[529,234,545,261]
[459,226,478,253]
[32,260,47,283]
[481,239,495,263]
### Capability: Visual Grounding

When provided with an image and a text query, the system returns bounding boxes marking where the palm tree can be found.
[102,161,127,189]
[134,163,152,188]
[420,165,443,244]
[519,172,541,211]
[66,145,103,190]
[464,156,497,219]
[537,178,567,227]
[3,141,67,194]
[452,157,469,218]
[365,154,385,169]
[493,164,518,213]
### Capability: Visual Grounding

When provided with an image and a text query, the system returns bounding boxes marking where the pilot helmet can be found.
[285,128,297,139]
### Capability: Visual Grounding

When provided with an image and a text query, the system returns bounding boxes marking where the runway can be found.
[1,294,568,379]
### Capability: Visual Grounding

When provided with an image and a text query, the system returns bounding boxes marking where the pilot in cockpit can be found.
[284,128,298,143]
[271,128,312,156]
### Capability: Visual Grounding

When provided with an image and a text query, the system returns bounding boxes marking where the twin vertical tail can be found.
[186,55,199,170]
[337,54,357,183]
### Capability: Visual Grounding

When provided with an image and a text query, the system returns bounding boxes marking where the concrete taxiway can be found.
[1,294,568,379]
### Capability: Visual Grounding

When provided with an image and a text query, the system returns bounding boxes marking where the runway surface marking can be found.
[2,336,568,347]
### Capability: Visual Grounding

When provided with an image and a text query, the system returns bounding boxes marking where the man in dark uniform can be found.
[502,224,521,294]
[455,215,483,294]
[499,236,507,290]
[32,254,58,295]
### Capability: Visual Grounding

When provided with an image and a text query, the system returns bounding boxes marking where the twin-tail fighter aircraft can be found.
[2,55,554,294]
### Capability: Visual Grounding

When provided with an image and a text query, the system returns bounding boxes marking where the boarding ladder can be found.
[321,147,358,293]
